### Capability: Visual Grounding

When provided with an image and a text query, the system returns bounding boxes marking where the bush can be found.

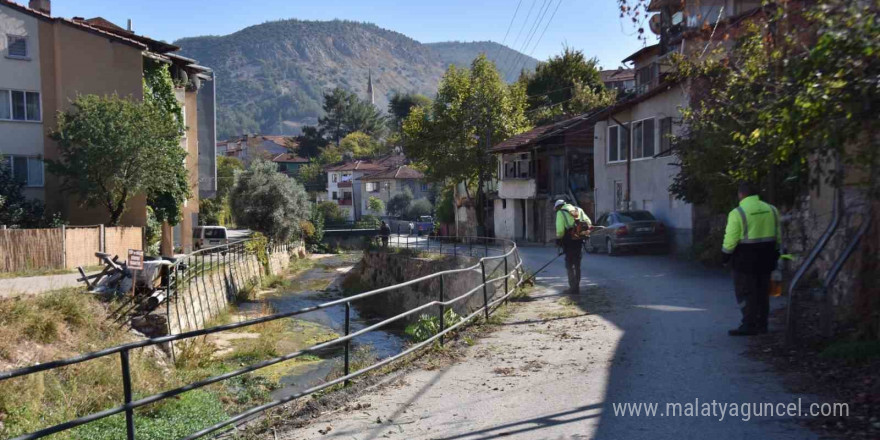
[367,196,385,214]
[387,187,413,217]
[406,198,432,220]
[355,214,381,229]
[404,309,463,343]
[230,158,309,242]
[435,185,455,224]
[316,201,347,224]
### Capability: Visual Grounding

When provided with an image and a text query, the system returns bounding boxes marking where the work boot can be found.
[728,325,759,336]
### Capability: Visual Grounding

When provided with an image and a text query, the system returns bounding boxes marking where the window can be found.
[6,35,27,59]
[5,156,43,187]
[658,117,673,156]
[366,182,379,192]
[332,191,338,200]
[331,173,338,183]
[617,211,656,222]
[0,89,40,121]
[420,183,429,192]
[502,152,532,179]
[632,118,655,159]
[607,124,630,163]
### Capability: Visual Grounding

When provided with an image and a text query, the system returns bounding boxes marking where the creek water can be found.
[260,256,407,400]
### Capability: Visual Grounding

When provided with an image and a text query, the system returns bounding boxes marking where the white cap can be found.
[554,199,566,209]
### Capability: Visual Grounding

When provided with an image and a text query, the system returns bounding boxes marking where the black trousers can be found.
[733,269,771,330]
[563,240,583,294]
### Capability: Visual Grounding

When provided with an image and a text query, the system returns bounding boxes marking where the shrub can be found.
[230,158,309,242]
[355,214,381,229]
[406,198,432,220]
[316,201,347,224]
[367,196,385,214]
[404,309,463,343]
[386,187,413,217]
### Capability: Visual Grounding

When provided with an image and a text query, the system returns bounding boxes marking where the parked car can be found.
[586,210,668,255]
[415,215,434,236]
[193,226,229,250]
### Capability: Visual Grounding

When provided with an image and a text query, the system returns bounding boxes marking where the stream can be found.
[258,255,408,400]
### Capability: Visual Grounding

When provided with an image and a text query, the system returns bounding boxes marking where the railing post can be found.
[469,237,473,256]
[484,239,488,257]
[504,254,509,301]
[344,301,351,386]
[481,260,489,321]
[120,349,136,440]
[438,275,445,346]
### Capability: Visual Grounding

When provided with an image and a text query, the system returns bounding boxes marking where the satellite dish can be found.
[649,14,662,35]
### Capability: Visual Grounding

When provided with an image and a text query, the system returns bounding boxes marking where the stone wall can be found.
[343,250,519,325]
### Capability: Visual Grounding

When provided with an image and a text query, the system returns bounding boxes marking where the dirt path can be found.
[270,247,818,440]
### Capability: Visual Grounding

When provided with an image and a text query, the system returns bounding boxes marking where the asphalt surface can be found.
[274,246,817,440]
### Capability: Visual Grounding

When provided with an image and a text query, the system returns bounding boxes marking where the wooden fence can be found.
[0,226,143,272]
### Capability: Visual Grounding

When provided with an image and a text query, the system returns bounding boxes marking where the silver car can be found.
[587,210,669,255]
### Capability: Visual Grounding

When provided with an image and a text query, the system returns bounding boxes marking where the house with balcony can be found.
[324,154,409,221]
[490,113,600,243]
[592,0,768,253]
[360,165,431,216]
[600,68,635,96]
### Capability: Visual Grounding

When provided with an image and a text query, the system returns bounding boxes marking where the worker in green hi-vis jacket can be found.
[722,182,781,336]
[555,199,591,295]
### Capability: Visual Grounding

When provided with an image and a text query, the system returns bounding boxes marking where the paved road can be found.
[0,271,92,298]
[275,246,817,440]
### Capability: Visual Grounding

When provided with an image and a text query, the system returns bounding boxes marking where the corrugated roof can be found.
[600,68,635,82]
[272,153,309,163]
[362,165,425,181]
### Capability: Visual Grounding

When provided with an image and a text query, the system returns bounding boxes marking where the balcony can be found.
[498,178,536,200]
[338,199,353,206]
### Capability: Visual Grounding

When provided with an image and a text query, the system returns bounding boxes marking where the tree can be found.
[217,156,244,200]
[0,157,45,227]
[318,87,386,146]
[340,131,383,157]
[406,198,432,220]
[292,126,328,158]
[230,158,310,241]
[48,94,188,226]
[367,196,385,215]
[434,185,455,225]
[388,92,432,131]
[315,201,347,224]
[402,55,529,229]
[386,187,413,218]
[521,47,614,124]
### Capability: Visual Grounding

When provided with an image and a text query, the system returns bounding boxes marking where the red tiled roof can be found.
[491,113,596,153]
[325,160,386,172]
[261,135,292,148]
[362,165,424,181]
[272,153,309,163]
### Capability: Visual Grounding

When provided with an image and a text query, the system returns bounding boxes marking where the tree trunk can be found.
[160,221,174,256]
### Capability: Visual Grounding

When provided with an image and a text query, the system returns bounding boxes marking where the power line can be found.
[499,0,538,77]
[493,0,524,64]
[528,0,564,57]
[505,0,553,79]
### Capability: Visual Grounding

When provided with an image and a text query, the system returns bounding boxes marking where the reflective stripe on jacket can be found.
[555,204,590,239]
[722,195,781,254]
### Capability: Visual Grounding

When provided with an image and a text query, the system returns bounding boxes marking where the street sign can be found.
[127,249,144,270]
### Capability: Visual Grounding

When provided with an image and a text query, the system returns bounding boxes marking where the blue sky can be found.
[52,0,653,69]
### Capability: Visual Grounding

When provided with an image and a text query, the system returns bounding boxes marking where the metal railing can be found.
[0,236,524,440]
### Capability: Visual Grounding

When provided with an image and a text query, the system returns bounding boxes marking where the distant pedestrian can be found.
[722,182,781,336]
[555,199,592,295]
[380,221,391,247]
[408,222,414,236]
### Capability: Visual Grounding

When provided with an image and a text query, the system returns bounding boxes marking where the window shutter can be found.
[643,118,655,157]
[608,126,618,162]
[7,36,27,58]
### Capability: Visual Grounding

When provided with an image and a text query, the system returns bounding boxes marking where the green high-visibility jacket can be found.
[556,204,590,239]
[722,195,781,254]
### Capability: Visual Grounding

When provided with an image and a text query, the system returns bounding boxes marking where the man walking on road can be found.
[555,199,591,295]
[379,221,391,247]
[722,183,781,336]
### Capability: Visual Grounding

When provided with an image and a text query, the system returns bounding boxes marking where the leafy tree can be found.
[388,92,432,131]
[217,156,244,199]
[230,158,309,241]
[0,157,45,227]
[403,55,529,229]
[292,126,328,158]
[367,196,385,214]
[318,87,386,146]
[143,60,184,131]
[315,201,347,224]
[386,187,413,218]
[434,185,456,224]
[521,47,614,124]
[48,94,189,226]
[406,198,433,220]
[340,131,383,157]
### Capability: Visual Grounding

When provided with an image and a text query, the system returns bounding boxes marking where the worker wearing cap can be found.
[722,182,781,336]
[555,199,590,295]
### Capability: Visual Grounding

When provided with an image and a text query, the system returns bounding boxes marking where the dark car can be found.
[586,210,669,255]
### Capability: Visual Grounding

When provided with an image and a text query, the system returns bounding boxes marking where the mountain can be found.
[427,41,539,82]
[175,20,539,139]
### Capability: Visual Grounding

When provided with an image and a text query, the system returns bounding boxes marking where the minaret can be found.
[367,69,374,105]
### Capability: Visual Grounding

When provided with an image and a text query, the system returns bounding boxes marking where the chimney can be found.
[127,19,132,32]
[28,0,50,15]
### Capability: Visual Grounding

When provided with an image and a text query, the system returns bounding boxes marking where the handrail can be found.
[1,235,523,440]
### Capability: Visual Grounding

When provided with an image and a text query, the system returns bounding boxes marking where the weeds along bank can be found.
[0,249,321,440]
